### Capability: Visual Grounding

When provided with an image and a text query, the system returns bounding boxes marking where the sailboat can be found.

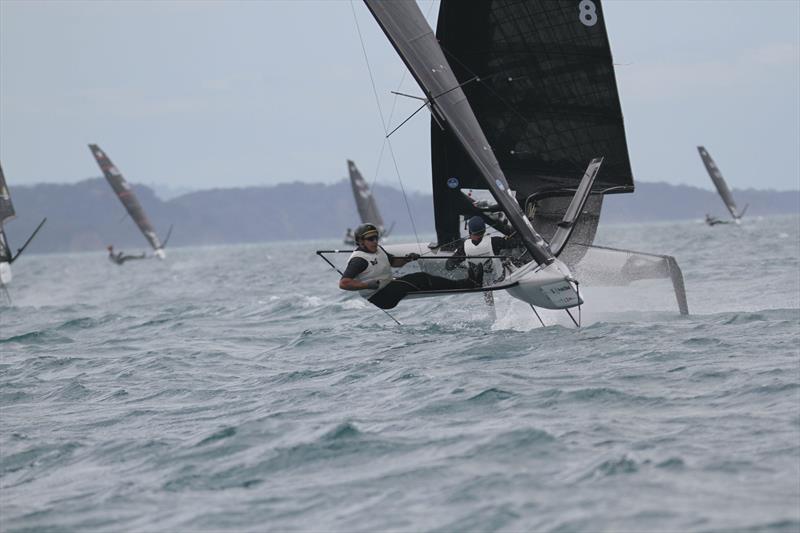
[698,146,747,225]
[0,162,47,287]
[88,144,171,259]
[322,0,688,318]
[344,159,394,245]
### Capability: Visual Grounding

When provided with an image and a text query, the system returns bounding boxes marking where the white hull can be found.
[154,249,166,260]
[382,242,581,310]
[0,262,11,285]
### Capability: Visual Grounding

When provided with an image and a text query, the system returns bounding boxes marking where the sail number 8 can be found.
[579,0,598,26]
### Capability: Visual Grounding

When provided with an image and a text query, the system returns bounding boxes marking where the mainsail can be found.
[0,163,15,263]
[432,0,634,248]
[89,144,164,253]
[364,0,554,266]
[697,146,745,222]
[0,163,47,284]
[348,160,385,231]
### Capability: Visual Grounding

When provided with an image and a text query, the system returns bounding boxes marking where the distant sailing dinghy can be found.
[0,162,47,287]
[698,146,748,225]
[319,0,689,320]
[89,144,172,260]
[344,159,393,245]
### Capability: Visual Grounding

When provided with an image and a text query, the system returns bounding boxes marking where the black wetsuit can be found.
[341,246,474,309]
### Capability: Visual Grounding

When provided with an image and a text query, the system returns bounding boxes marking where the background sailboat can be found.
[698,146,748,225]
[344,159,393,245]
[0,162,47,288]
[88,144,171,259]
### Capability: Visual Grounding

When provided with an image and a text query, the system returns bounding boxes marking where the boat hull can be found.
[381,242,582,310]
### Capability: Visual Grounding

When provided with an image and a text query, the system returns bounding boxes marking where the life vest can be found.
[464,237,501,286]
[348,246,393,298]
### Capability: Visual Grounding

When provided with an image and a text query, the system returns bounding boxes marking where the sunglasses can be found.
[363,236,379,242]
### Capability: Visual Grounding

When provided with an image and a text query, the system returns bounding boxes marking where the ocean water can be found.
[1,215,799,532]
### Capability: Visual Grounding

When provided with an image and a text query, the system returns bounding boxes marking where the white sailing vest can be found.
[464,237,501,286]
[348,246,393,298]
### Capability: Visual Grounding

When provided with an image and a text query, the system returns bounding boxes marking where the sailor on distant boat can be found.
[704,214,730,226]
[107,245,146,265]
[339,223,474,309]
[445,217,511,286]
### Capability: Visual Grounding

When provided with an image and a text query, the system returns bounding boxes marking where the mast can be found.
[88,144,164,253]
[363,0,554,265]
[697,146,743,221]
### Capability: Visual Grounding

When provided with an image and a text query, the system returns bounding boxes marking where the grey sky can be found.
[1,0,798,194]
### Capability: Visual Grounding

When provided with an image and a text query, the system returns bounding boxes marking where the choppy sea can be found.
[1,215,799,532]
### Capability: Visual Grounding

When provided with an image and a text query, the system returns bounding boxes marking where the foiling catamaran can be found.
[319,0,689,322]
[698,146,747,225]
[89,144,172,260]
[344,159,394,245]
[0,162,47,288]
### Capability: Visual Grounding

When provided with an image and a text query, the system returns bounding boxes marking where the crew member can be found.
[445,216,513,286]
[339,223,474,309]
[107,245,146,265]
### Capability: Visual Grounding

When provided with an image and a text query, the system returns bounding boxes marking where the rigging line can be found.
[350,0,422,252]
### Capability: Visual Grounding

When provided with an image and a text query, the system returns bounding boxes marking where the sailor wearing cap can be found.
[339,223,474,309]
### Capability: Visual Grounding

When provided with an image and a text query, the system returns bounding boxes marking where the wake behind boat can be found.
[0,162,47,288]
[89,144,172,260]
[322,0,688,320]
[698,146,748,225]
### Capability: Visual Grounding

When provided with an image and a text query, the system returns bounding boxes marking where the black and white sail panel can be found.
[0,163,15,226]
[697,146,741,220]
[89,144,163,251]
[348,160,385,229]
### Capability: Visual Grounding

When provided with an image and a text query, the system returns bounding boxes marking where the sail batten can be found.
[88,144,163,252]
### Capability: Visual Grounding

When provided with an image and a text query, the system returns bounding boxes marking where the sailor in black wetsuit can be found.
[107,245,146,265]
[338,223,474,309]
[445,217,513,286]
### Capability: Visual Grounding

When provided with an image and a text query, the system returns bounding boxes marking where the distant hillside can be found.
[3,178,797,254]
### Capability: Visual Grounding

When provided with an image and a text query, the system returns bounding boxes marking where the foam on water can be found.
[1,215,799,531]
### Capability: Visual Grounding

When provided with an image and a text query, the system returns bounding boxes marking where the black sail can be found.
[0,162,15,225]
[88,144,163,251]
[697,146,741,220]
[347,160,385,230]
[364,0,553,265]
[433,0,634,246]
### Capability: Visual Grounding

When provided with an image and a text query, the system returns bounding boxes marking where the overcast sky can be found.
[1,0,798,194]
